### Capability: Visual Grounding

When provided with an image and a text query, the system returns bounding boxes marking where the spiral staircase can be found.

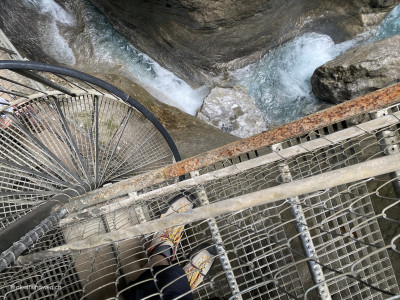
[0,30,180,266]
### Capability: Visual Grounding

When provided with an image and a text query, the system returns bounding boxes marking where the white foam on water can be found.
[232,33,356,126]
[25,0,76,25]
[24,0,76,65]
[82,3,208,115]
[24,0,207,115]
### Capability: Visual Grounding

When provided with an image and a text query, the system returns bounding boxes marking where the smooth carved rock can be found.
[311,35,400,104]
[197,86,267,138]
[87,0,398,86]
[96,74,239,159]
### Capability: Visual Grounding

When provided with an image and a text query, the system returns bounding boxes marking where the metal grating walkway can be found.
[0,29,400,299]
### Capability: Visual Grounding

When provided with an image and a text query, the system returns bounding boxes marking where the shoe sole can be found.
[146,192,194,259]
[184,243,218,289]
[161,192,194,217]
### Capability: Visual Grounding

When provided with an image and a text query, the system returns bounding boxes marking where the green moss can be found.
[104,117,119,138]
[73,111,92,131]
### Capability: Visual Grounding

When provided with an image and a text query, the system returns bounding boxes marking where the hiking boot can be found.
[184,243,218,289]
[146,193,194,261]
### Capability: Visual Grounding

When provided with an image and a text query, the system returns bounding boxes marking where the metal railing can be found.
[0,54,181,291]
[1,29,400,299]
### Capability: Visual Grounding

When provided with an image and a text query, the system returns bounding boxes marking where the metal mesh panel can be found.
[0,91,174,232]
[1,30,400,299]
[2,106,400,299]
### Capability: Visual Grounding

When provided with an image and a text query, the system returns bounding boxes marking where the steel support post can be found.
[191,171,243,300]
[272,144,332,300]
[371,109,400,197]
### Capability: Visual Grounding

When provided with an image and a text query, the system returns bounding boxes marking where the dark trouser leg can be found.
[126,265,194,300]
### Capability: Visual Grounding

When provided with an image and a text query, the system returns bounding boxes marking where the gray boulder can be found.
[197,86,267,138]
[311,35,400,104]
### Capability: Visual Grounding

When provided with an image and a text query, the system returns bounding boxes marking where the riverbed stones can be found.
[87,0,397,86]
[311,34,400,104]
[197,86,267,138]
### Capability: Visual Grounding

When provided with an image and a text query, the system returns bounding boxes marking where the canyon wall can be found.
[88,0,398,86]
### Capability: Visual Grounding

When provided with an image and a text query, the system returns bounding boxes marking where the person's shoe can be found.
[146,193,194,261]
[184,243,218,290]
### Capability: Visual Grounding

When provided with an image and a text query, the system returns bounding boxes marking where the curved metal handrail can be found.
[0,60,181,163]
[0,60,182,265]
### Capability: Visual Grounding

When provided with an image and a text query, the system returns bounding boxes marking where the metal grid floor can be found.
[0,28,400,299]
[2,103,400,299]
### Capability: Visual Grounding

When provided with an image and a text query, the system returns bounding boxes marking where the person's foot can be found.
[184,243,218,290]
[146,193,194,261]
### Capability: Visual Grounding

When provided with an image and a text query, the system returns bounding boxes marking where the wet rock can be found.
[197,86,267,138]
[95,74,239,159]
[311,35,400,103]
[0,0,65,65]
[87,0,398,86]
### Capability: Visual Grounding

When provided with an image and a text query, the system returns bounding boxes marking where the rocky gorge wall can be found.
[88,0,398,86]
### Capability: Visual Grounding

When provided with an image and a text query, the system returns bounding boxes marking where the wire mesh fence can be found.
[1,29,400,300]
[2,99,400,299]
[0,51,180,251]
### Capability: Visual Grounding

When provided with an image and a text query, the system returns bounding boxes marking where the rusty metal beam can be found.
[168,83,400,177]
[65,83,400,212]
